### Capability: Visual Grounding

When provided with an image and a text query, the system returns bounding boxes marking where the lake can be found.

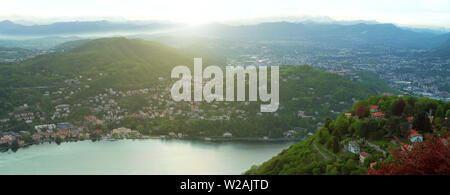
[0,139,296,175]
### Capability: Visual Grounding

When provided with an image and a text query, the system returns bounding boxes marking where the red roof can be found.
[360,152,369,157]
[371,112,385,117]
[407,117,414,121]
[409,129,418,134]
[409,129,421,138]
[95,129,103,134]
[370,105,379,109]
[345,113,352,116]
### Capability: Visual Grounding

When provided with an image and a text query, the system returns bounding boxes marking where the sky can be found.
[1,0,449,28]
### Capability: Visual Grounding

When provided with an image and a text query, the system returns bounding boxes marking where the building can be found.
[409,129,423,143]
[32,134,41,142]
[34,124,56,132]
[360,152,369,163]
[0,139,9,145]
[94,130,103,135]
[371,112,385,119]
[348,141,360,154]
[297,110,305,119]
[223,132,232,137]
[369,105,379,113]
[131,130,141,136]
[56,123,74,130]
[112,127,132,135]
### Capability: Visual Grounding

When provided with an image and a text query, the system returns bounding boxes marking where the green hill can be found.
[17,37,195,88]
[0,37,392,140]
[0,37,222,115]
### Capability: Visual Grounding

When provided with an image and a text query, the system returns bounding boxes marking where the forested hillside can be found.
[246,96,450,175]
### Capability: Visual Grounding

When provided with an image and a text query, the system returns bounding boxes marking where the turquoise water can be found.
[0,139,295,175]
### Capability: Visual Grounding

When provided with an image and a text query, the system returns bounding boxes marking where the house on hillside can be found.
[297,111,305,119]
[369,105,379,113]
[0,139,9,145]
[409,129,423,143]
[348,141,360,154]
[371,112,385,119]
[360,152,369,163]
[112,127,132,136]
[56,122,74,130]
[94,129,103,135]
[223,132,232,137]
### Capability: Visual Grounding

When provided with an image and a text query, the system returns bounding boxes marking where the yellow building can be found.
[112,127,132,135]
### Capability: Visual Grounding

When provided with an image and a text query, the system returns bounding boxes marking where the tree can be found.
[324,118,332,129]
[334,116,349,138]
[435,105,445,118]
[136,125,145,134]
[90,132,101,142]
[392,99,406,116]
[368,133,450,175]
[332,136,340,153]
[413,112,432,133]
[0,143,8,152]
[359,120,379,139]
[55,137,63,145]
[342,159,358,175]
[355,104,367,118]
[11,140,20,152]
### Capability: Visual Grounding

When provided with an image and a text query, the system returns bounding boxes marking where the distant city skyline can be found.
[0,0,449,29]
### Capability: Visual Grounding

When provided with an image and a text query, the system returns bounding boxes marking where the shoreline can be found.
[0,136,303,152]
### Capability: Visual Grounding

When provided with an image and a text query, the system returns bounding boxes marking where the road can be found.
[312,139,330,160]
[366,141,387,156]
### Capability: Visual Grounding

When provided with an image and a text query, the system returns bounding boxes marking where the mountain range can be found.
[182,22,450,49]
[0,20,182,36]
[2,20,450,57]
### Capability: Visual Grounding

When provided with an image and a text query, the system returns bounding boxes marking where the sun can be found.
[175,15,212,26]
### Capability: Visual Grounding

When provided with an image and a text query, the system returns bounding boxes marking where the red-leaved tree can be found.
[355,104,367,119]
[368,133,450,175]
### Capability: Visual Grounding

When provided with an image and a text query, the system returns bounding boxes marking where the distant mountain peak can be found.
[0,20,14,24]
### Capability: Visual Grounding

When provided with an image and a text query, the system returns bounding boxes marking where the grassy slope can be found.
[245,135,325,175]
